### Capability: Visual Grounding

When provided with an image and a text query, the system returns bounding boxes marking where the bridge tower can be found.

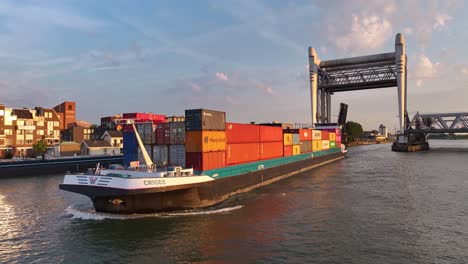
[308,33,428,151]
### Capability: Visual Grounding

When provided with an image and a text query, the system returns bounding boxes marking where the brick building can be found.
[0,104,61,157]
[53,101,76,130]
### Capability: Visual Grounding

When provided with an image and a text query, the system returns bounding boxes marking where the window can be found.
[0,110,4,116]
[5,129,12,135]
[25,130,34,135]
[26,139,33,145]
[17,130,23,135]
[120,139,123,143]
[16,139,24,145]
[17,120,25,126]
[37,130,44,135]
[54,121,59,127]
[26,120,33,126]
[68,105,73,110]
[37,121,44,126]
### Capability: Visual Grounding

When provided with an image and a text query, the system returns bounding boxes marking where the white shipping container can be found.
[153,145,169,165]
[169,144,186,167]
[312,130,322,140]
[321,140,330,150]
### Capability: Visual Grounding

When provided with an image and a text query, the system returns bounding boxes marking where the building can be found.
[0,104,61,157]
[102,130,123,153]
[101,115,121,130]
[80,140,121,156]
[61,126,98,143]
[165,116,185,123]
[379,124,388,138]
[53,101,76,130]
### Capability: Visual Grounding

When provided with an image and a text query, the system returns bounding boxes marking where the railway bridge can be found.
[307,33,466,152]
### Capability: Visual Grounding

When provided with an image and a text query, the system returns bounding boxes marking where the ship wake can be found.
[64,205,243,220]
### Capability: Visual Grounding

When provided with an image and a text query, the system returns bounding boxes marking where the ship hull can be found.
[87,151,345,213]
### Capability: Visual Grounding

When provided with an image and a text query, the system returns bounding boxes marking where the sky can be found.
[0,0,467,131]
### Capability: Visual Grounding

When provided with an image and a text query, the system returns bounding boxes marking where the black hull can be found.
[83,152,345,214]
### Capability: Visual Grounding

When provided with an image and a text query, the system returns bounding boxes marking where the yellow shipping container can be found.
[283,133,293,146]
[312,140,322,152]
[185,131,226,152]
[312,130,322,140]
[292,145,301,155]
[329,132,336,141]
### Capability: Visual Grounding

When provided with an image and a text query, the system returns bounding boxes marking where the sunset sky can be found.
[1,0,467,131]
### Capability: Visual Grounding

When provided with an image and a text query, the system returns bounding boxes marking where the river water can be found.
[0,140,467,263]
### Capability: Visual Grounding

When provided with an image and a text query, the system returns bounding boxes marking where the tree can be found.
[344,121,363,142]
[33,140,48,160]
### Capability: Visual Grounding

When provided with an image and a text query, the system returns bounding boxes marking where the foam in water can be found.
[65,205,243,220]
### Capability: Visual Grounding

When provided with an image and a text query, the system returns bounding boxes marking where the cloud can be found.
[334,14,392,52]
[215,72,229,81]
[433,14,452,30]
[412,54,440,87]
[461,67,468,75]
[189,82,202,92]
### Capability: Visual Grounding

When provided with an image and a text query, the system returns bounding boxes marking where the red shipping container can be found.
[283,145,293,156]
[156,123,171,144]
[226,143,260,165]
[321,131,330,140]
[186,151,226,171]
[123,113,166,124]
[336,135,342,143]
[260,142,283,160]
[259,126,283,142]
[299,129,312,141]
[226,123,260,143]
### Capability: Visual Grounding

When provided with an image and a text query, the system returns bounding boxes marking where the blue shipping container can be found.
[292,133,300,145]
[123,131,138,167]
[185,109,226,131]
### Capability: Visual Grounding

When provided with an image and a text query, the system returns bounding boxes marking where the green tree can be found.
[344,121,363,142]
[33,140,48,160]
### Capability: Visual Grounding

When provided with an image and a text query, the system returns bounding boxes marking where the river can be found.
[0,140,467,263]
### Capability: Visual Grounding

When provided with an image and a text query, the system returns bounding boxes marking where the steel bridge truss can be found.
[308,34,407,133]
[409,112,468,133]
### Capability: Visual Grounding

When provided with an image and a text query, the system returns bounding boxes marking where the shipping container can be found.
[336,135,342,143]
[329,132,336,141]
[186,151,226,171]
[260,142,283,160]
[123,131,137,167]
[185,131,226,152]
[135,123,155,145]
[312,130,322,140]
[299,129,312,141]
[300,140,312,153]
[185,109,226,131]
[122,113,165,123]
[330,141,337,149]
[169,122,185,145]
[283,133,293,146]
[226,123,260,143]
[312,140,322,152]
[169,144,186,167]
[292,133,300,145]
[260,123,294,129]
[156,123,171,145]
[137,145,153,164]
[226,143,260,165]
[292,145,301,155]
[283,145,293,156]
[259,125,283,142]
[321,140,330,150]
[153,145,169,165]
[321,131,330,140]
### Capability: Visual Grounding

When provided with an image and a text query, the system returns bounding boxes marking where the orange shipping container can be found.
[226,123,260,143]
[283,133,293,146]
[321,131,330,140]
[283,145,293,156]
[226,143,260,165]
[186,151,225,171]
[312,130,322,140]
[185,131,226,152]
[299,129,312,141]
[312,140,322,152]
[292,145,301,155]
[329,132,336,141]
[260,142,283,160]
[259,126,283,142]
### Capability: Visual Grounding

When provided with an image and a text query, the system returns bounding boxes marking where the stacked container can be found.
[321,130,330,150]
[259,126,283,160]
[168,122,186,166]
[299,129,313,154]
[283,133,293,157]
[185,109,226,171]
[312,129,322,152]
[291,131,300,156]
[225,123,260,165]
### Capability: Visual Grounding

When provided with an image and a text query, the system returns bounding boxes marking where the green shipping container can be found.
[330,140,336,148]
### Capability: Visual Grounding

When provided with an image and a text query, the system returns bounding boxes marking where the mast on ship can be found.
[117,119,154,169]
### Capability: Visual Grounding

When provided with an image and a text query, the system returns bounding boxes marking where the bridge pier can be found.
[392,133,429,152]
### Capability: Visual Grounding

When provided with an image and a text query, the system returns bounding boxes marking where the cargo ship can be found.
[60,109,346,214]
